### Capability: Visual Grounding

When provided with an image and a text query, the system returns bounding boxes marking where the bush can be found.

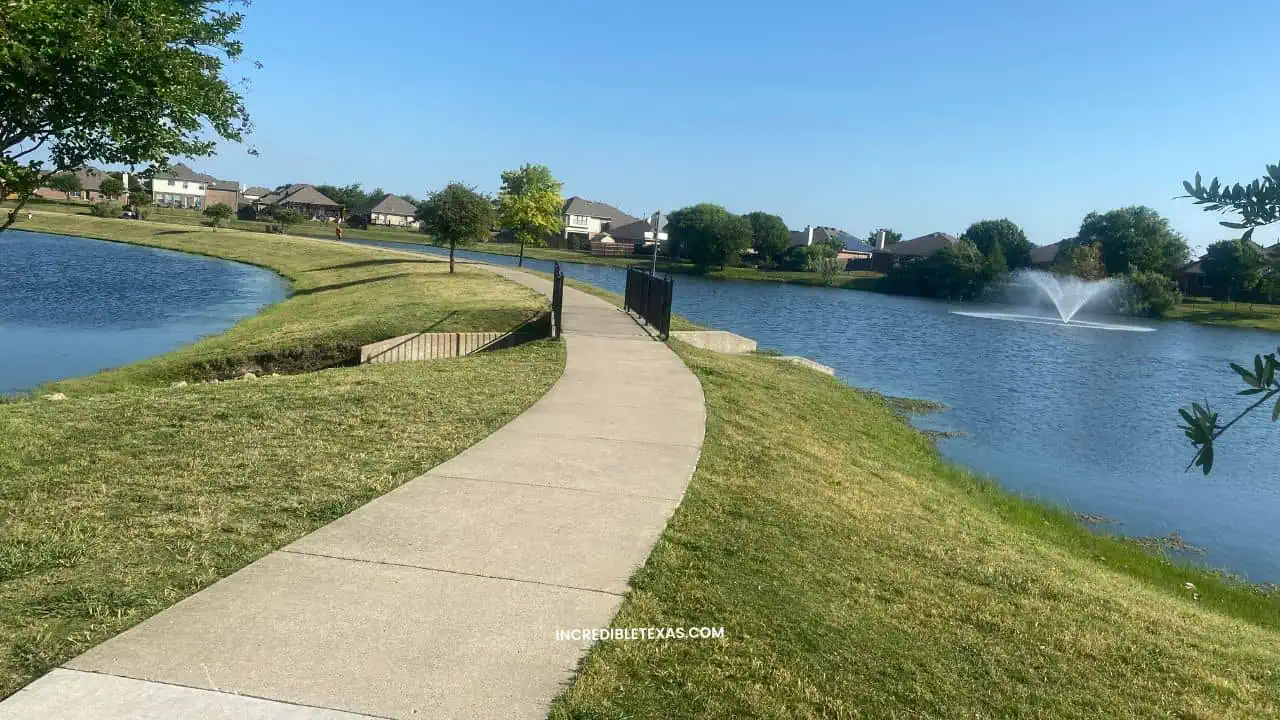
[89,200,123,218]
[1124,270,1180,317]
[885,240,991,300]
[203,202,234,229]
[132,204,150,220]
[809,255,842,286]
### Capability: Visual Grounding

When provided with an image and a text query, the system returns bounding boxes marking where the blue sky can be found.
[190,0,1280,253]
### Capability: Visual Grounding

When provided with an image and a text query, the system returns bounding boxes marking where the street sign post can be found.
[644,210,668,274]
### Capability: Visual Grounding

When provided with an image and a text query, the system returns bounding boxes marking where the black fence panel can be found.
[624,268,674,339]
[551,262,565,339]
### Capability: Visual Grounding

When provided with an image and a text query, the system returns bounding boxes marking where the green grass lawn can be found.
[4,200,431,245]
[0,212,566,699]
[550,345,1280,719]
[1169,296,1280,333]
[9,212,546,394]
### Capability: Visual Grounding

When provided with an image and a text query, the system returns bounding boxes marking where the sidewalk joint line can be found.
[422,472,684,502]
[279,549,628,597]
[53,668,396,719]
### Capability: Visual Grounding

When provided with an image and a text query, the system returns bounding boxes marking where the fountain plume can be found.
[1017,269,1116,323]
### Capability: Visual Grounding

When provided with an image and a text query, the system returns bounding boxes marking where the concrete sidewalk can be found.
[0,265,704,720]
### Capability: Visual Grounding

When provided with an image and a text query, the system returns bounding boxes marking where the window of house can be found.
[167,179,175,186]
[182,182,188,189]
[71,191,81,199]
[570,214,589,227]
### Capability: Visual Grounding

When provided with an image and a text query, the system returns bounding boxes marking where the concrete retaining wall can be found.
[773,356,836,376]
[669,330,757,354]
[360,332,505,364]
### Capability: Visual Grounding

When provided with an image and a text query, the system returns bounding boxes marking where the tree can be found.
[1,1,253,232]
[986,239,1008,277]
[45,173,82,201]
[885,239,990,300]
[270,207,303,233]
[1124,270,1179,318]
[744,211,791,268]
[867,228,903,247]
[1178,162,1280,473]
[1052,243,1106,281]
[417,183,494,273]
[98,176,125,199]
[961,219,1033,270]
[808,254,842,286]
[1200,239,1266,304]
[316,183,376,214]
[496,164,563,267]
[667,203,752,269]
[1076,207,1189,277]
[203,202,234,230]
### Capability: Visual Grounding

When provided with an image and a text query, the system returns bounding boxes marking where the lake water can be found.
[0,231,289,393]
[356,240,1280,581]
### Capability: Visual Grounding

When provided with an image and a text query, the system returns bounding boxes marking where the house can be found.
[241,186,272,207]
[887,232,959,259]
[560,197,640,249]
[369,194,420,228]
[33,167,118,202]
[254,184,342,221]
[149,163,239,210]
[205,179,241,209]
[1174,260,1208,295]
[1029,239,1070,269]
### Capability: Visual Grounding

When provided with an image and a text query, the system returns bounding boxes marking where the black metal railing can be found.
[551,262,565,339]
[624,268,674,340]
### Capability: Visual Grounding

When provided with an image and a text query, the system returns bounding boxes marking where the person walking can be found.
[335,224,344,241]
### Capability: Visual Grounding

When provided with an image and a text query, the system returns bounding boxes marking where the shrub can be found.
[807,254,843,286]
[885,240,991,300]
[89,200,123,218]
[202,202,234,230]
[1124,270,1180,317]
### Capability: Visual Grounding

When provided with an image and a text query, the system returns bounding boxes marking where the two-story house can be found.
[560,197,640,250]
[149,163,240,210]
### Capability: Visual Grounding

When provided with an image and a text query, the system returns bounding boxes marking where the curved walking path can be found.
[0,263,705,719]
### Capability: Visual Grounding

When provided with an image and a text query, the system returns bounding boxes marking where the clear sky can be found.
[190,0,1280,253]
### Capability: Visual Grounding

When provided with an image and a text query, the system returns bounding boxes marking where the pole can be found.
[651,234,658,274]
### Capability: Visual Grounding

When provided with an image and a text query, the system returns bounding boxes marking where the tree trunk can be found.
[0,190,33,233]
[449,240,455,274]
[519,237,525,267]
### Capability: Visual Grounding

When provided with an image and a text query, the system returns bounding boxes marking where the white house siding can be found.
[371,212,419,228]
[150,178,206,209]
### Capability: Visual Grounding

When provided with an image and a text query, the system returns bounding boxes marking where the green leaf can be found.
[1221,221,1250,229]
[1183,180,1196,195]
[1239,388,1266,395]
[1231,362,1261,388]
[1274,397,1280,422]
[1244,227,1256,243]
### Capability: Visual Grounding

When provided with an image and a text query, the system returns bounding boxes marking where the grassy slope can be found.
[1168,296,1280,333]
[4,200,427,245]
[10,213,545,393]
[551,346,1280,719]
[0,213,566,698]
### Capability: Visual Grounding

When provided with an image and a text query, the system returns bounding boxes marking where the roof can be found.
[562,196,639,224]
[1030,240,1068,265]
[606,219,653,242]
[151,162,238,192]
[888,232,958,257]
[259,184,339,208]
[242,186,272,197]
[1177,260,1203,275]
[370,194,418,217]
[207,178,239,192]
[154,162,207,183]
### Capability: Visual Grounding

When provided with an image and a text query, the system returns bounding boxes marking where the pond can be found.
[356,239,1280,582]
[0,231,289,394]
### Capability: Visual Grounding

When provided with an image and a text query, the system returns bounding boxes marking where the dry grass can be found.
[550,346,1280,719]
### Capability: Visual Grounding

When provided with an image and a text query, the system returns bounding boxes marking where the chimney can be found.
[876,229,886,250]
[805,225,814,246]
